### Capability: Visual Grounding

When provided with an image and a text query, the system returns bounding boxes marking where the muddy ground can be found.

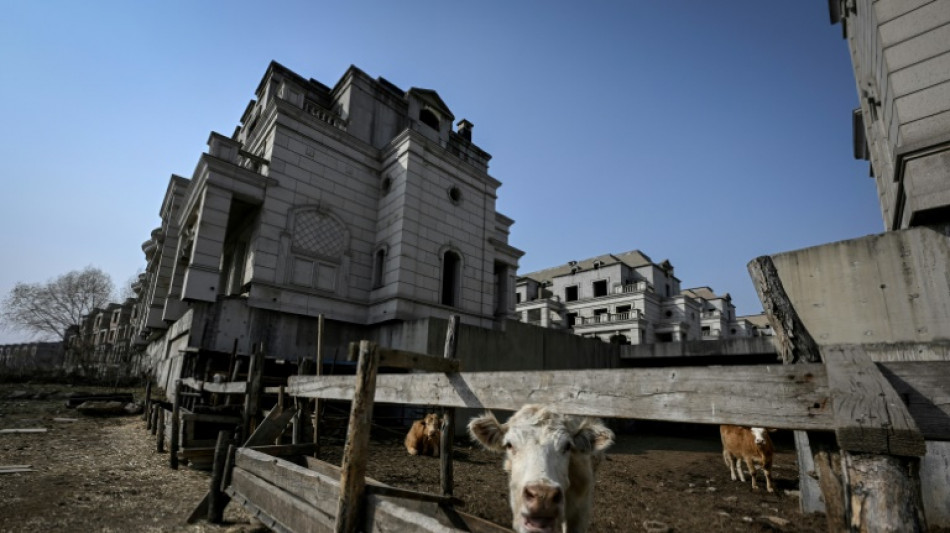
[0,382,830,532]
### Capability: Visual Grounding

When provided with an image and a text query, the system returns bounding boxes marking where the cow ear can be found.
[467,412,506,452]
[573,419,615,453]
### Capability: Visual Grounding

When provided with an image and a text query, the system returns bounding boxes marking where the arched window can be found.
[419,108,440,130]
[441,250,461,306]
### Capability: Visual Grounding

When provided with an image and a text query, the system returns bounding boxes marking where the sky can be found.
[0,1,883,344]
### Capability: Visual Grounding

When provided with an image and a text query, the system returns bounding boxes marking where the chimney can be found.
[457,119,473,141]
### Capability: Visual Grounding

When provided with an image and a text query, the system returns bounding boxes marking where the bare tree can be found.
[0,266,114,342]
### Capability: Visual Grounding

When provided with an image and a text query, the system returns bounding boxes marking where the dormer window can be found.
[419,108,440,130]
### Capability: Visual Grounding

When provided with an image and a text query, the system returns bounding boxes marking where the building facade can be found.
[515,251,769,344]
[839,0,950,229]
[134,62,523,364]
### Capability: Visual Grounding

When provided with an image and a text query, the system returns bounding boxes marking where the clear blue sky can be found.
[0,2,882,343]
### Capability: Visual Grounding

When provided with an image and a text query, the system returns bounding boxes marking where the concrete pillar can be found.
[182,186,233,302]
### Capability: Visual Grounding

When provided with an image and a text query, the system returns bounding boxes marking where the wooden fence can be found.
[178,310,949,532]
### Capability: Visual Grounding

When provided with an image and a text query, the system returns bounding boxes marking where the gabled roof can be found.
[682,287,718,300]
[407,87,455,121]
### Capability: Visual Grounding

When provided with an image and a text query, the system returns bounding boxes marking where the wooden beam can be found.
[207,430,232,523]
[180,377,247,395]
[334,341,380,533]
[822,345,925,456]
[284,364,832,430]
[748,255,822,364]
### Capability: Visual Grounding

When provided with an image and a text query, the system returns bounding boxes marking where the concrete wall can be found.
[765,224,950,346]
[619,337,778,366]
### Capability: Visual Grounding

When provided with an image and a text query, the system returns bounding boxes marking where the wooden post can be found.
[156,408,165,453]
[207,430,231,523]
[313,314,324,458]
[750,255,929,531]
[242,344,264,442]
[440,315,459,498]
[170,379,182,469]
[143,379,152,422]
[334,340,379,533]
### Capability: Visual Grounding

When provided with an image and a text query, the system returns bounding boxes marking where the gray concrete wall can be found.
[619,336,778,364]
[765,224,950,346]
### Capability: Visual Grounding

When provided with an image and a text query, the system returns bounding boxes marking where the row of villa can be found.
[9,60,771,383]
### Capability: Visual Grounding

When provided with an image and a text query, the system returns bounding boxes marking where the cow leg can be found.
[734,457,746,482]
[723,450,738,481]
[744,458,758,489]
[762,460,774,493]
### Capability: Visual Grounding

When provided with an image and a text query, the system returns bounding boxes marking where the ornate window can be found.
[287,208,347,292]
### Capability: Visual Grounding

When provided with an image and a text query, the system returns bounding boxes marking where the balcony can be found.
[702,310,721,319]
[615,281,654,294]
[576,309,643,326]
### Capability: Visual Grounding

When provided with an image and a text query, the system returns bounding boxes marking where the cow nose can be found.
[523,484,562,507]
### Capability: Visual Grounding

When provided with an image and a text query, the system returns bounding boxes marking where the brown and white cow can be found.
[468,404,614,533]
[720,424,774,493]
[404,412,442,457]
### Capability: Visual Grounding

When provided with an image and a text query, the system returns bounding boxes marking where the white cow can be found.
[468,404,614,533]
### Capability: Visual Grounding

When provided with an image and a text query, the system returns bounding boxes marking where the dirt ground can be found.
[0,382,830,532]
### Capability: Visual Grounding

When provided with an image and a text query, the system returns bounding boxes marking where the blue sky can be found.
[0,2,882,343]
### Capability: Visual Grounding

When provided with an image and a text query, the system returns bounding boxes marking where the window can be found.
[441,250,461,306]
[287,208,346,292]
[372,248,386,289]
[592,280,607,297]
[565,286,578,302]
[420,108,440,130]
[516,293,522,303]
[566,313,577,328]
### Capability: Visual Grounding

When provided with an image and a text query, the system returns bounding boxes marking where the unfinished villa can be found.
[515,250,771,344]
[129,61,527,383]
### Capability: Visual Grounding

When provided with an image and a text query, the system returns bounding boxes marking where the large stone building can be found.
[132,62,524,372]
[515,250,769,344]
[842,0,950,229]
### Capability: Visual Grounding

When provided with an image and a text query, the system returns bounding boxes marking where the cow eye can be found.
[561,441,573,453]
[505,442,514,453]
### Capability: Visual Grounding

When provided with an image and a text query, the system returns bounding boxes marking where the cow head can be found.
[422,413,442,439]
[468,404,614,533]
[750,427,769,446]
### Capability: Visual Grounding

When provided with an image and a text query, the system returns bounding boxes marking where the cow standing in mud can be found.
[720,424,774,493]
[468,404,614,533]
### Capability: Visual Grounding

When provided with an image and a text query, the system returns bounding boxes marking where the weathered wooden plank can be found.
[181,377,247,395]
[346,345,461,373]
[229,467,334,533]
[879,361,950,440]
[364,494,510,533]
[285,364,832,430]
[334,340,380,533]
[245,406,298,447]
[823,345,926,456]
[181,442,316,461]
[0,428,47,434]
[180,413,243,425]
[236,448,340,518]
